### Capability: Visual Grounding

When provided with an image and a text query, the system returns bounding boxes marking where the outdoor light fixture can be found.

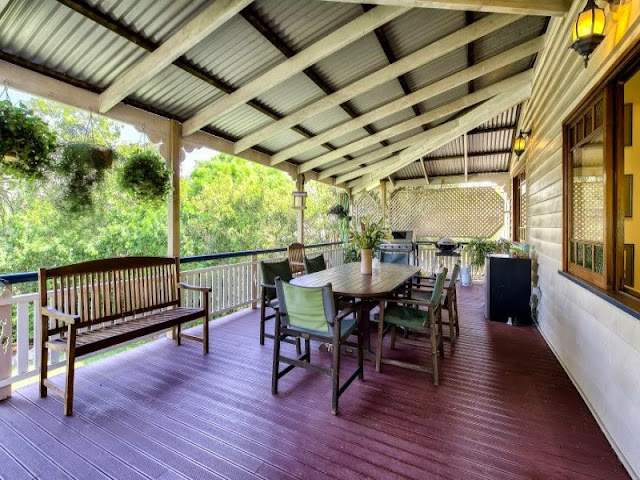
[292,174,307,210]
[292,191,307,210]
[513,130,532,157]
[571,0,606,67]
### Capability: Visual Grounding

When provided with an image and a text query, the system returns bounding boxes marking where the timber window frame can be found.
[562,85,615,290]
[512,168,527,243]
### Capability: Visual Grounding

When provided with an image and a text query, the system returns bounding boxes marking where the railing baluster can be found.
[16,303,29,374]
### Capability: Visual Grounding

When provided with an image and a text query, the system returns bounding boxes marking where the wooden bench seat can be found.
[39,256,211,416]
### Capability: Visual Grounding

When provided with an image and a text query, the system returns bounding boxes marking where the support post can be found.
[167,120,182,257]
[0,283,12,400]
[295,174,305,243]
[380,180,387,223]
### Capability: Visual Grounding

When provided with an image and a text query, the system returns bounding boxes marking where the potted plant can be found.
[0,100,57,180]
[119,149,171,203]
[348,217,389,274]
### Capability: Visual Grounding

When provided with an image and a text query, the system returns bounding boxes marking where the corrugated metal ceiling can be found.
[0,0,547,184]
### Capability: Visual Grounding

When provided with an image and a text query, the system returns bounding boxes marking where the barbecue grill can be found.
[380,231,415,254]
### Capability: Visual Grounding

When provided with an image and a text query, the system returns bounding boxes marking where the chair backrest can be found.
[448,263,461,289]
[39,256,180,335]
[275,278,337,333]
[287,242,305,275]
[259,259,293,300]
[379,251,410,265]
[430,268,448,305]
[304,254,326,274]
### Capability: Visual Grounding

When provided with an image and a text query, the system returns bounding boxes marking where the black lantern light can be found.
[513,130,532,157]
[571,0,606,67]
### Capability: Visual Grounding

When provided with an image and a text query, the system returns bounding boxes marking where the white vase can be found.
[360,249,373,275]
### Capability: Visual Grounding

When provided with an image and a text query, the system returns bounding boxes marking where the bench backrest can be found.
[39,256,181,335]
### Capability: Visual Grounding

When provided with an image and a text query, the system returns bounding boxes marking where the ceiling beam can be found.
[55,0,353,159]
[391,172,509,189]
[99,0,252,113]
[463,132,468,181]
[278,35,543,167]
[350,83,531,192]
[235,13,520,155]
[239,5,386,149]
[311,71,531,178]
[419,158,429,184]
[182,5,408,137]
[316,0,569,16]
[364,4,423,126]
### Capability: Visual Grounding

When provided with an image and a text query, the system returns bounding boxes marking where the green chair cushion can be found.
[281,282,329,333]
[287,316,357,341]
[304,254,326,274]
[374,304,428,331]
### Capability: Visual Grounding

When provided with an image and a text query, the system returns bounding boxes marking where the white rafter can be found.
[349,83,532,192]
[315,0,569,16]
[181,5,408,137]
[312,70,532,178]
[271,35,545,166]
[99,0,253,113]
[233,13,520,154]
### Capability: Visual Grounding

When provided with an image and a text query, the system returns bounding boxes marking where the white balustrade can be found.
[0,244,346,389]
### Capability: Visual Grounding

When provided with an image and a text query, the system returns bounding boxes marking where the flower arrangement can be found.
[348,217,389,250]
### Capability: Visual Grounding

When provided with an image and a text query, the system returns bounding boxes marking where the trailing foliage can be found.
[0,100,57,180]
[466,237,513,269]
[56,142,114,213]
[119,149,171,203]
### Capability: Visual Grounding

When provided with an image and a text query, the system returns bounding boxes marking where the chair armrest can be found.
[179,282,212,293]
[260,282,275,290]
[334,304,356,323]
[42,306,80,325]
[378,297,437,308]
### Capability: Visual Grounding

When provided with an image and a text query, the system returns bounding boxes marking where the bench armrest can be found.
[42,306,80,325]
[179,283,212,293]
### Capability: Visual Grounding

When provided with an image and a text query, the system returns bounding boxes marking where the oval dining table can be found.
[291,262,421,356]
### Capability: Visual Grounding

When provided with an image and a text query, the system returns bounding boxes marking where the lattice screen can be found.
[387,187,504,238]
[353,192,382,223]
[572,178,604,241]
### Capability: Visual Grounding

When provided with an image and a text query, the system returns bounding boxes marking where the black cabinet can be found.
[485,254,532,325]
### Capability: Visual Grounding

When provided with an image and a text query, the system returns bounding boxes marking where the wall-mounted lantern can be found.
[570,0,606,67]
[513,130,532,157]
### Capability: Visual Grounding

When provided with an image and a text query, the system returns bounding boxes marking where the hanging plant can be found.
[56,142,114,212]
[328,204,348,218]
[0,100,57,180]
[119,149,171,203]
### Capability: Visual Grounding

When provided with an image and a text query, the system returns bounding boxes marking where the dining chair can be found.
[272,278,364,415]
[375,268,447,385]
[304,254,326,274]
[259,260,301,354]
[413,263,461,350]
[287,242,305,276]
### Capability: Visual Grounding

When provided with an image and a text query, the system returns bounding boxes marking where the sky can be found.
[4,87,217,177]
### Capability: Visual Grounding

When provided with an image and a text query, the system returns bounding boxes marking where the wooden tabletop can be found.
[290,262,421,298]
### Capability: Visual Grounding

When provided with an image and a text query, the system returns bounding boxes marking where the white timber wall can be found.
[516,1,640,477]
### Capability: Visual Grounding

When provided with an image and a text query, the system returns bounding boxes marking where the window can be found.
[562,40,640,304]
[563,89,612,289]
[512,169,527,243]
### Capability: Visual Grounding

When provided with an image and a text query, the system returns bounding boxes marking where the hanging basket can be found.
[0,100,58,180]
[119,149,171,203]
[56,142,114,213]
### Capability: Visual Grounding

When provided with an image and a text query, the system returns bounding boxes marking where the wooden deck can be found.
[0,285,629,479]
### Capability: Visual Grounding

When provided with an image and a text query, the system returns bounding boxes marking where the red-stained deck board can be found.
[0,285,629,479]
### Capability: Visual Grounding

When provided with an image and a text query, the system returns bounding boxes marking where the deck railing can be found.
[0,242,344,390]
[0,242,482,391]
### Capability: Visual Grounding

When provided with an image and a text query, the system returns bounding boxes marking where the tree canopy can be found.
[0,99,342,275]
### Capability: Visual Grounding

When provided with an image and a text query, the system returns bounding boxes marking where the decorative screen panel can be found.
[353,192,382,223]
[387,187,504,238]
